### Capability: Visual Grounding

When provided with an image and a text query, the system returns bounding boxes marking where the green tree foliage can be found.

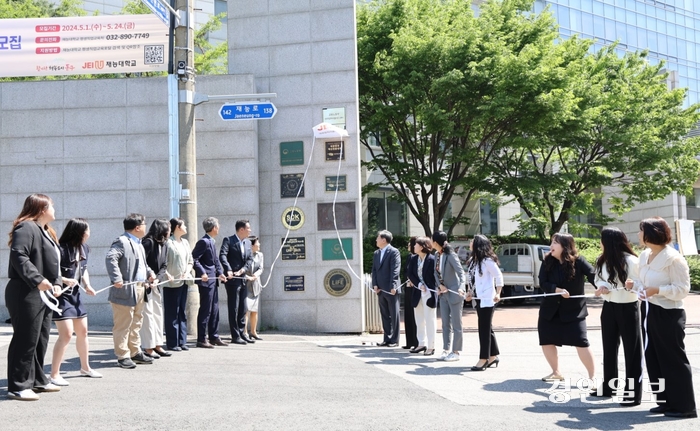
[0,0,85,18]
[357,0,581,236]
[489,43,700,238]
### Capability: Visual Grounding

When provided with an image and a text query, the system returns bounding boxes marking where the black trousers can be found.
[5,281,51,392]
[475,302,499,359]
[643,302,696,413]
[378,291,400,344]
[403,285,418,348]
[163,284,188,349]
[225,282,248,340]
[197,283,219,343]
[600,300,642,400]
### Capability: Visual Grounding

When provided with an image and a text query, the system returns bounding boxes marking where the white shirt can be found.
[637,246,690,310]
[595,254,639,304]
[469,258,503,308]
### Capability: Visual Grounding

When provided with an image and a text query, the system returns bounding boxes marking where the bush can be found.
[687,255,700,292]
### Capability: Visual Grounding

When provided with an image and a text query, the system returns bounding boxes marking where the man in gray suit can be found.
[106,213,157,369]
[371,230,402,347]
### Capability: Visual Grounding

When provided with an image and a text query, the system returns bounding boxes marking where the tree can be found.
[0,0,86,18]
[488,44,700,238]
[357,0,580,236]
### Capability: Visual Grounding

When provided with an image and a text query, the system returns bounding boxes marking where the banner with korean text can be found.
[0,14,169,78]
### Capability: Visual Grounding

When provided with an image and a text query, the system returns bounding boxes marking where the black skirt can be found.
[538,312,589,347]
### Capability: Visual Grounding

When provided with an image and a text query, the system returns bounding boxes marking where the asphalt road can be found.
[1,306,700,430]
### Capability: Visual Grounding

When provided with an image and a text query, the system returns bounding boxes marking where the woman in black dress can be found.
[402,236,418,350]
[49,218,101,386]
[538,233,596,382]
[6,194,63,400]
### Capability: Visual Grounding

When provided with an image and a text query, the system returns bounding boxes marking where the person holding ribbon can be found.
[592,227,640,405]
[49,218,101,387]
[163,217,194,351]
[141,218,173,359]
[6,194,64,400]
[538,233,596,382]
[432,231,466,362]
[465,235,503,371]
[407,236,437,356]
[635,217,696,419]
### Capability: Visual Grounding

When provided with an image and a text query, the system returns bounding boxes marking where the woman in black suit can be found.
[538,233,597,382]
[141,219,173,359]
[402,236,418,350]
[6,194,65,401]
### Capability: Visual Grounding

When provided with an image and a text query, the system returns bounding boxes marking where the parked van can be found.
[496,243,551,303]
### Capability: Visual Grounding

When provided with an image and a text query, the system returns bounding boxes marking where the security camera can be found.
[177,61,186,76]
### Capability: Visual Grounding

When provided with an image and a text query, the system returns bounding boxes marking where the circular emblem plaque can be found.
[281,207,305,230]
[324,269,352,297]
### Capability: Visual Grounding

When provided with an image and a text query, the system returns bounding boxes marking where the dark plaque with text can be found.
[325,175,346,192]
[284,276,305,292]
[317,202,356,231]
[325,141,345,161]
[281,237,306,260]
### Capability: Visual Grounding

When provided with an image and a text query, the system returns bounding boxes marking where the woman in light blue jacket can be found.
[432,231,466,362]
[465,235,503,371]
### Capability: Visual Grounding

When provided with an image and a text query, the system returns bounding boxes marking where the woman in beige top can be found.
[162,218,195,351]
[634,217,696,419]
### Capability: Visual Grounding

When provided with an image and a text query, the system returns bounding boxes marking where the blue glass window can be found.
[582,12,594,36]
[647,16,656,32]
[605,18,616,40]
[592,0,604,16]
[668,38,678,57]
[570,9,582,32]
[625,10,635,25]
[626,26,637,48]
[647,31,658,51]
[593,15,604,38]
[638,28,648,50]
[570,0,581,10]
[581,0,593,13]
[558,5,571,29]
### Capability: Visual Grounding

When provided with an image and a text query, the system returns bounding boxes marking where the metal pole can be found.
[175,0,197,239]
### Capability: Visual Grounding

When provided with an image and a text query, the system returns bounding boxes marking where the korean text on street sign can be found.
[219,102,277,120]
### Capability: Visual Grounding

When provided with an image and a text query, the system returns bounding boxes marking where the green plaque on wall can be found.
[322,238,353,260]
[325,175,346,192]
[280,141,304,166]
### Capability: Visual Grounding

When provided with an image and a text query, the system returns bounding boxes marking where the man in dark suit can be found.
[219,220,254,345]
[371,230,402,347]
[192,217,228,348]
[105,213,157,368]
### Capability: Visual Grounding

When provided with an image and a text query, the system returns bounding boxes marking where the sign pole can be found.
[175,0,198,240]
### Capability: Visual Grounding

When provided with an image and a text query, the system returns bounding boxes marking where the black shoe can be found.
[210,338,228,346]
[664,410,698,419]
[180,345,189,351]
[471,361,489,371]
[196,341,214,349]
[241,335,255,344]
[143,350,160,359]
[131,352,154,364]
[619,399,641,407]
[154,348,172,357]
[487,358,500,368]
[650,405,668,414]
[376,342,389,347]
[250,334,263,341]
[402,345,413,350]
[232,338,247,345]
[588,388,612,398]
[410,346,427,354]
[168,346,182,352]
[118,358,137,369]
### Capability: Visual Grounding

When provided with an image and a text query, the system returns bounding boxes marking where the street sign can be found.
[219,102,277,120]
[141,0,170,27]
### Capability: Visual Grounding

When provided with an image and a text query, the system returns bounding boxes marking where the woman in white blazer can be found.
[634,217,696,419]
[593,227,641,406]
[465,235,503,371]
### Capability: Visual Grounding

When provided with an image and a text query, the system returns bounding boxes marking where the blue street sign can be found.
[141,0,170,27]
[219,102,277,120]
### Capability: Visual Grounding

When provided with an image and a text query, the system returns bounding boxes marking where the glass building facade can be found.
[534,0,700,108]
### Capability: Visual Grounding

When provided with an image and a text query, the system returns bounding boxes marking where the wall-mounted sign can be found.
[281,237,306,260]
[322,107,346,130]
[324,269,352,297]
[325,175,347,192]
[280,141,304,166]
[325,141,345,161]
[0,15,169,78]
[280,173,304,198]
[317,202,356,231]
[322,238,353,261]
[281,207,305,231]
[284,276,305,292]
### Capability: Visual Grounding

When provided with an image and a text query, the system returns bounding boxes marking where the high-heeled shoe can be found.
[487,357,499,368]
[471,361,489,371]
[410,346,427,354]
[423,349,435,356]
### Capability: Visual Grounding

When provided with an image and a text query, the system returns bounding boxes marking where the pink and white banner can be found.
[0,14,169,77]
